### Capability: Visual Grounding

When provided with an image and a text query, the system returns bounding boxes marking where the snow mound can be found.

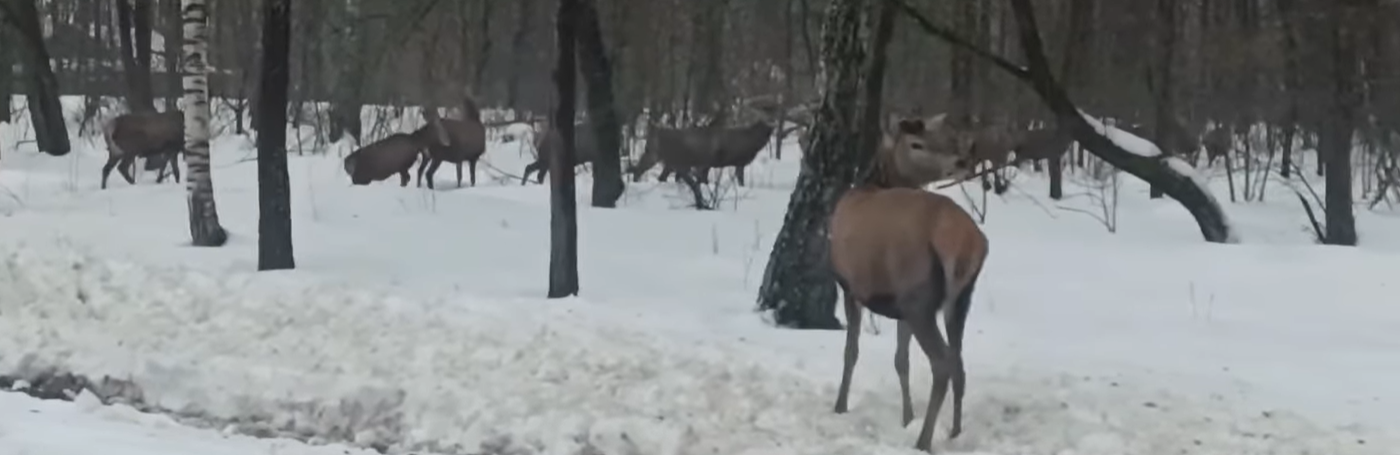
[0,244,1388,455]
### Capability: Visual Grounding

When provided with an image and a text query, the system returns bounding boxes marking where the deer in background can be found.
[518,119,602,185]
[343,127,440,186]
[829,114,988,453]
[101,110,183,189]
[416,96,488,189]
[628,120,775,186]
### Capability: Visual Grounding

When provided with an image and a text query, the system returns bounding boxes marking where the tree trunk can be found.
[181,0,227,247]
[327,0,363,144]
[1,0,70,156]
[1054,0,1094,200]
[1321,1,1358,246]
[548,0,581,298]
[0,23,12,125]
[117,0,157,113]
[756,0,875,329]
[1149,0,1179,200]
[163,0,181,112]
[257,0,294,270]
[575,0,625,208]
[506,0,532,117]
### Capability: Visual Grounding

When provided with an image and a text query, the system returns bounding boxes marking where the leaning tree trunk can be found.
[898,0,1235,243]
[2,0,71,156]
[576,0,625,208]
[756,0,878,329]
[548,0,581,298]
[181,0,227,247]
[257,0,295,270]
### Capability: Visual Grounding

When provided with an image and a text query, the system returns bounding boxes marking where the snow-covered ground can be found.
[1,96,1398,455]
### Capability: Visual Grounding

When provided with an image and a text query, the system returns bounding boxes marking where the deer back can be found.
[107,110,184,158]
[829,186,988,302]
[1010,127,1073,163]
[344,133,429,180]
[1202,125,1231,157]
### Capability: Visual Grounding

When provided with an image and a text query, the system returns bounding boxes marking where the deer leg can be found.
[101,156,123,189]
[696,167,710,184]
[895,320,915,426]
[833,289,863,414]
[942,278,978,440]
[119,156,139,184]
[424,160,442,189]
[910,314,954,453]
[415,154,431,187]
[735,165,747,186]
[658,165,673,182]
[455,162,463,188]
[468,159,478,187]
[536,163,549,184]
[170,153,182,183]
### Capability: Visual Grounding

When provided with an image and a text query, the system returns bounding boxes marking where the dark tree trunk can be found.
[163,0,181,111]
[257,0,295,270]
[757,0,878,329]
[575,0,625,208]
[1320,1,1358,246]
[117,0,156,113]
[506,0,532,117]
[1053,0,1094,200]
[1,0,70,156]
[1148,0,1178,199]
[548,0,581,298]
[0,24,12,124]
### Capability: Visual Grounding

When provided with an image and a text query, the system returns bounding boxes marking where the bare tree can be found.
[548,0,580,298]
[181,0,227,246]
[116,0,156,112]
[757,0,886,329]
[1,0,71,156]
[257,0,294,269]
[575,0,625,207]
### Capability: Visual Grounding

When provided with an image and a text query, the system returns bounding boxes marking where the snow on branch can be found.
[1079,112,1162,158]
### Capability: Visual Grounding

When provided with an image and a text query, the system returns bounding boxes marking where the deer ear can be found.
[898,118,925,135]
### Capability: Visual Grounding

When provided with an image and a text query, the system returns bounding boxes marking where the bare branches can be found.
[887,0,1031,81]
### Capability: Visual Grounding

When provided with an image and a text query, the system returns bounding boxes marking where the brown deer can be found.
[416,98,487,189]
[101,110,183,189]
[627,120,775,186]
[829,115,987,453]
[343,129,437,186]
[518,120,601,185]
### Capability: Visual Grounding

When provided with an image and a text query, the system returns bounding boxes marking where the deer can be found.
[828,114,988,453]
[343,129,438,186]
[627,120,775,186]
[416,97,488,189]
[1201,124,1232,167]
[101,110,184,189]
[518,120,602,185]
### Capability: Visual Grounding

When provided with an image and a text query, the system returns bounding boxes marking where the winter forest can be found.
[0,0,1397,454]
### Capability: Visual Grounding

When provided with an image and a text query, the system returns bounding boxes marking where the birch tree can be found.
[756,0,875,329]
[181,0,227,246]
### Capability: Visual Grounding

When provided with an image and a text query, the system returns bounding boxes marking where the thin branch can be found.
[888,0,1031,81]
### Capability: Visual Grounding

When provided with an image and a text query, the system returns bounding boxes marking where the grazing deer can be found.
[519,120,601,185]
[101,110,183,189]
[627,120,775,186]
[829,115,988,453]
[416,98,487,189]
[343,130,437,186]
